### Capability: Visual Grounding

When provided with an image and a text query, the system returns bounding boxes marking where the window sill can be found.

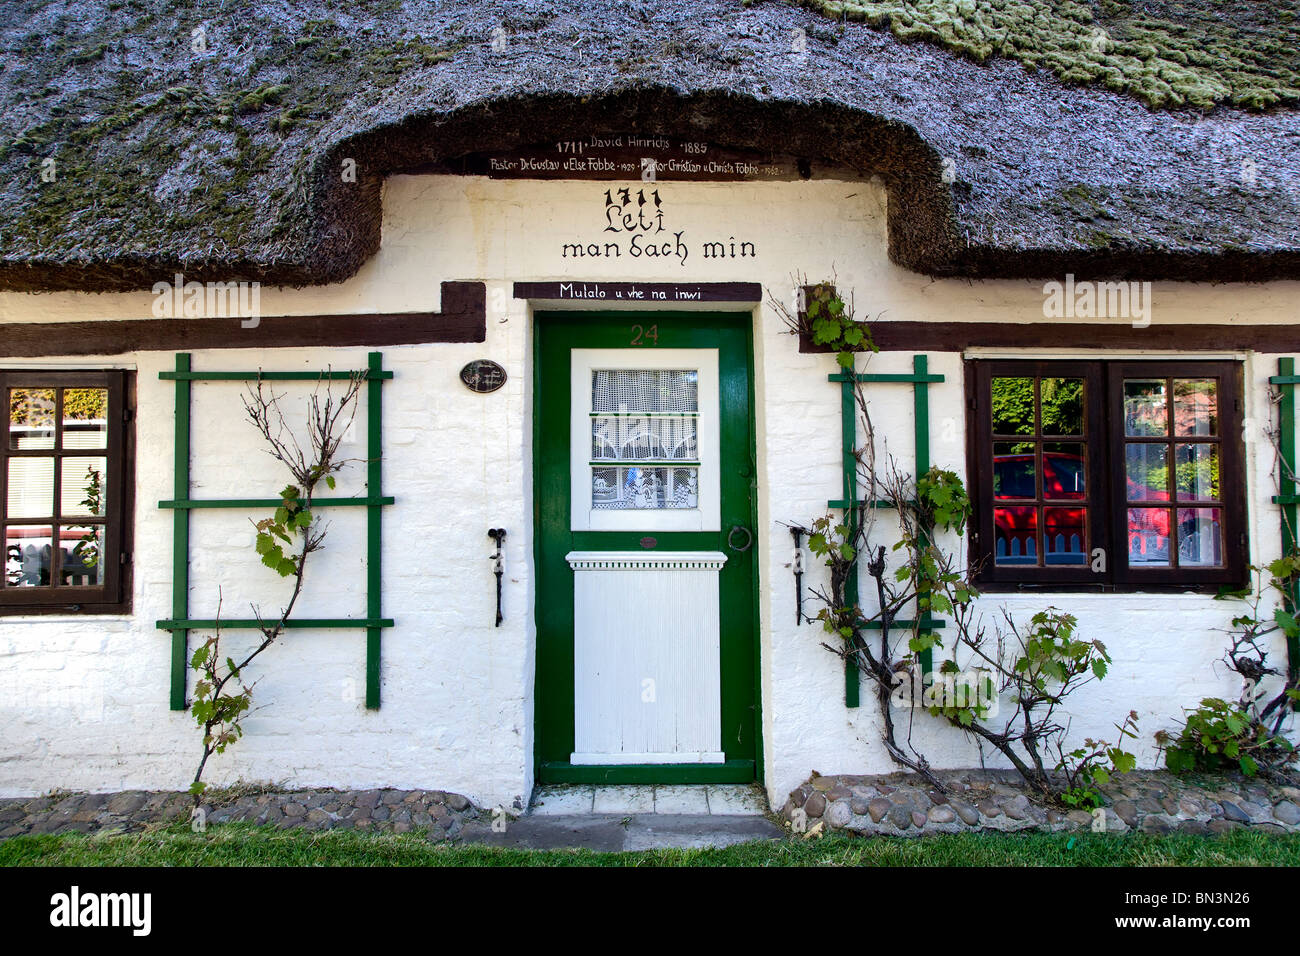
[0,606,133,619]
[973,581,1234,597]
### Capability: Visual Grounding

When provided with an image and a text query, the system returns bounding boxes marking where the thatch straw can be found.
[0,0,1297,292]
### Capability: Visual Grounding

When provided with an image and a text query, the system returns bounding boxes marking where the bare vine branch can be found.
[188,369,368,804]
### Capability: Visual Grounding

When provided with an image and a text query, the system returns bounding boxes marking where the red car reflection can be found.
[994,451,1176,565]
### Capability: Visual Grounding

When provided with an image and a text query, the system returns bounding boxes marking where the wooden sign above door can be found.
[513,281,761,302]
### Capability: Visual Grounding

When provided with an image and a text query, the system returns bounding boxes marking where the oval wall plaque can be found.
[460,359,507,393]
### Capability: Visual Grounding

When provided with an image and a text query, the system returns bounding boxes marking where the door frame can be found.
[531,309,762,785]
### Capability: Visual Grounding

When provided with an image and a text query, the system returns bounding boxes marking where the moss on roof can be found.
[805,0,1300,110]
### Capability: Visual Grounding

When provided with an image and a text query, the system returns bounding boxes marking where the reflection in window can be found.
[9,388,56,450]
[1127,508,1172,567]
[989,376,1087,567]
[1124,380,1168,436]
[5,527,53,587]
[1125,443,1168,500]
[1178,508,1223,567]
[1173,379,1217,437]
[978,361,1240,585]
[2,377,119,605]
[1123,377,1223,569]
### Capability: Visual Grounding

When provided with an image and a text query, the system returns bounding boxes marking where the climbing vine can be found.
[776,279,1137,808]
[188,371,365,804]
[1157,557,1300,781]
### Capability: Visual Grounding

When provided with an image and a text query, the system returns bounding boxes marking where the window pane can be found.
[1042,443,1086,499]
[8,388,56,450]
[1175,443,1219,501]
[7,457,54,518]
[592,466,698,510]
[994,506,1037,565]
[1173,379,1217,437]
[591,370,698,414]
[1126,443,1169,501]
[62,524,106,586]
[5,527,53,586]
[1127,508,1172,566]
[61,388,108,450]
[591,416,697,462]
[1040,378,1085,436]
[1044,507,1087,565]
[992,443,1035,499]
[991,378,1034,435]
[1177,508,1223,567]
[1124,379,1168,437]
[61,457,107,518]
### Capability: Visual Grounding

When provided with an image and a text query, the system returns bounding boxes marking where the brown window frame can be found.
[0,369,133,614]
[967,359,1247,592]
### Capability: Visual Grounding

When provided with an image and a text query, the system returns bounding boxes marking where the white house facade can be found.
[2,168,1296,809]
[3,0,1300,813]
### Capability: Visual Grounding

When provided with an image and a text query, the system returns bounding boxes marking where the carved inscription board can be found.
[446,136,806,182]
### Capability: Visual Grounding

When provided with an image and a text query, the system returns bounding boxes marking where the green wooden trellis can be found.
[829,354,946,708]
[155,352,394,711]
[1269,357,1300,689]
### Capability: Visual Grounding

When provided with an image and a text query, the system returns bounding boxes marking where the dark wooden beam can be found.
[800,320,1300,353]
[0,281,486,357]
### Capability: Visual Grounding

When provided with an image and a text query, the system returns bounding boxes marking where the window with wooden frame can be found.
[1,370,132,613]
[967,360,1246,590]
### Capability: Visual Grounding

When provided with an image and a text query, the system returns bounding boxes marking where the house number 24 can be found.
[630,324,658,346]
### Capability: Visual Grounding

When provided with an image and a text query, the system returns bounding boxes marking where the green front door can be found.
[534,311,759,784]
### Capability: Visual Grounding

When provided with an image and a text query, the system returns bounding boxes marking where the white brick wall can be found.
[0,174,1295,807]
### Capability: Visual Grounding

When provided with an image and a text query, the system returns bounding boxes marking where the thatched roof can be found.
[2,0,1299,293]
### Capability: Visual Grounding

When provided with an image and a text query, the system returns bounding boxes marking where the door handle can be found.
[727,525,753,553]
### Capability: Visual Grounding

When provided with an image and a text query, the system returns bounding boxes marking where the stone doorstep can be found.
[782,769,1300,838]
[529,784,771,817]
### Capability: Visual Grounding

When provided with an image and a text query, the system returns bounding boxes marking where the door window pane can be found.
[592,466,698,510]
[590,368,700,512]
[1124,380,1168,436]
[591,416,697,462]
[592,369,698,414]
